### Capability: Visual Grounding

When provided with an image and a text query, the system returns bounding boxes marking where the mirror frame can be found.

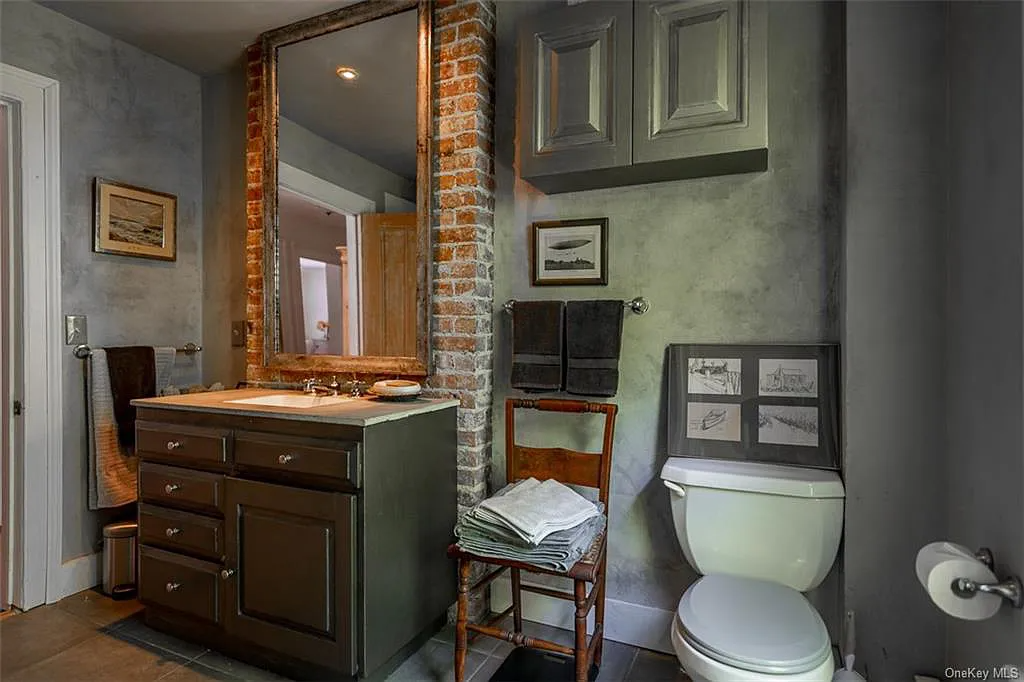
[258,0,432,376]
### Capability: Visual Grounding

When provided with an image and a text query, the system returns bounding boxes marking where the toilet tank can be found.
[661,458,845,591]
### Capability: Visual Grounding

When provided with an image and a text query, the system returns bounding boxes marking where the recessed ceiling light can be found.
[336,66,359,82]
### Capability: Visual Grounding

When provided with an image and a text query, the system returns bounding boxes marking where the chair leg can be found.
[510,567,523,633]
[594,557,607,667]
[455,559,472,682]
[573,579,588,682]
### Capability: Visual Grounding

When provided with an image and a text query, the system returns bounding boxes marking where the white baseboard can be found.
[47,552,101,603]
[490,574,675,655]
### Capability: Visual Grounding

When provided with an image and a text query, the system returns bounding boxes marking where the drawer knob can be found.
[278,453,295,464]
[165,581,181,593]
[165,527,181,537]
[220,569,235,580]
[164,483,181,494]
[166,440,182,451]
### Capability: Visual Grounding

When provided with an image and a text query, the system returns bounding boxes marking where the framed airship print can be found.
[530,218,608,286]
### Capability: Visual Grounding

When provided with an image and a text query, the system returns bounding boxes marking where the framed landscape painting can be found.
[530,218,608,286]
[94,178,177,261]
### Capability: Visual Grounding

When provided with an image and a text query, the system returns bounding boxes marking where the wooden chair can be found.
[447,398,618,682]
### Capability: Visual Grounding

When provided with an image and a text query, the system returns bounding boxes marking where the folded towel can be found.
[477,477,600,546]
[565,300,624,397]
[456,480,606,571]
[88,346,175,510]
[456,515,605,571]
[105,346,156,447]
[511,300,564,392]
[87,350,139,510]
[154,346,176,394]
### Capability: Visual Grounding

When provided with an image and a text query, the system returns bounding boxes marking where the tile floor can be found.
[0,589,689,682]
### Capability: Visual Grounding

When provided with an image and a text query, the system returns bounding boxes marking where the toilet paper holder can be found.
[950,547,1023,609]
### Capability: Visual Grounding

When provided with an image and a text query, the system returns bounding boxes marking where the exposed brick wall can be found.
[244,2,497,522]
[244,43,267,384]
[428,0,496,521]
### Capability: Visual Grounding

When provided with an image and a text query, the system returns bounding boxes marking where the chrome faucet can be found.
[302,375,366,397]
[302,378,337,396]
[343,373,369,397]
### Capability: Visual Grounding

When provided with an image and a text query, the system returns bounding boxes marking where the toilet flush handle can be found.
[663,480,686,497]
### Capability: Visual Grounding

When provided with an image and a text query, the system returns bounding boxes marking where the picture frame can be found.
[94,178,177,261]
[667,344,840,469]
[530,218,608,286]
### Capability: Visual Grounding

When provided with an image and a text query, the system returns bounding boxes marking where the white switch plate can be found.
[65,315,87,345]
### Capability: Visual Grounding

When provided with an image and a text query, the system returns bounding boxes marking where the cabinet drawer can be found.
[137,421,229,464]
[139,504,222,561]
[140,546,221,624]
[140,462,223,515]
[235,432,360,487]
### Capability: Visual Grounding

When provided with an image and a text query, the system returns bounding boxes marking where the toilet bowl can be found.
[660,458,845,682]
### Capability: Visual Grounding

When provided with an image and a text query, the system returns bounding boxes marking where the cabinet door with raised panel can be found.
[223,478,357,675]
[519,1,633,180]
[633,0,767,163]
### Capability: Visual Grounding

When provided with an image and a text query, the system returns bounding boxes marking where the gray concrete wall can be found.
[201,63,248,388]
[493,0,842,624]
[279,116,415,210]
[842,2,949,677]
[946,1,1024,668]
[0,1,203,561]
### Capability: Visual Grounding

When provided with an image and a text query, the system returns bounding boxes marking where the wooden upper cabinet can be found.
[633,0,767,164]
[518,0,767,193]
[519,2,633,179]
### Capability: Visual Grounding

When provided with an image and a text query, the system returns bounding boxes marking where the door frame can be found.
[277,163,374,357]
[1,63,62,609]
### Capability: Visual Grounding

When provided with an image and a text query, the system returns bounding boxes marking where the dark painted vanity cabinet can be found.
[132,395,458,680]
[519,0,767,193]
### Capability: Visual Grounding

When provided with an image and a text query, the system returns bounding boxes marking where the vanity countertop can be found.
[131,388,460,426]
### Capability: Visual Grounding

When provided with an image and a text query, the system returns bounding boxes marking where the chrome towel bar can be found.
[503,296,649,315]
[73,342,202,359]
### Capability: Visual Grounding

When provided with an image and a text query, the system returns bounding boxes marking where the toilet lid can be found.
[677,575,832,675]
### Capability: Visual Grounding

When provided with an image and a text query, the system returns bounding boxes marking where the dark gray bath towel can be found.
[510,300,564,392]
[565,300,624,397]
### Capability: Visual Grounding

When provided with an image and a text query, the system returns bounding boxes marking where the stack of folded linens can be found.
[455,478,605,571]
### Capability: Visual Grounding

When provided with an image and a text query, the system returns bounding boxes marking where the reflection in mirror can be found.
[276,8,418,359]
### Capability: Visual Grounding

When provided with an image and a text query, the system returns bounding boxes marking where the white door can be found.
[0,99,14,611]
[1,63,62,610]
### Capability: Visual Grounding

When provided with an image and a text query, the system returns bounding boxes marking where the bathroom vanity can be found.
[130,389,459,680]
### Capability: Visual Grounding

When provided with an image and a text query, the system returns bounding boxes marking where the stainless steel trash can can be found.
[102,521,137,599]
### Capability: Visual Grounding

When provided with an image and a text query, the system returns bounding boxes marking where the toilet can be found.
[660,457,845,682]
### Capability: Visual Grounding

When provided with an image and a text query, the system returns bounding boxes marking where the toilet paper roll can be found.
[925,557,1001,621]
[915,541,976,589]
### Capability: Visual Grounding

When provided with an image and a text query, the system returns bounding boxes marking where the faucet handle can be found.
[302,378,317,394]
[328,375,341,391]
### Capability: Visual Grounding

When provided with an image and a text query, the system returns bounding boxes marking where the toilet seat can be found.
[676,575,832,675]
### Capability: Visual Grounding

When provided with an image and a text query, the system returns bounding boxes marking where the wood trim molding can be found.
[253,0,431,377]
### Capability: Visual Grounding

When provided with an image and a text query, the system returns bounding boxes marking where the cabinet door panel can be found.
[224,478,356,675]
[520,2,632,178]
[634,0,767,163]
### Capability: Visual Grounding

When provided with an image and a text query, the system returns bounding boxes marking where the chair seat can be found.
[447,529,606,582]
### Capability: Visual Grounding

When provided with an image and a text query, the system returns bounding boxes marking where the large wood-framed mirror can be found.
[259,0,431,376]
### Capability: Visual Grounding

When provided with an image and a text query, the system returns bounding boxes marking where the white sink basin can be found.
[225,393,356,409]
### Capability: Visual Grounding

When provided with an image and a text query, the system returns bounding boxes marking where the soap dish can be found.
[369,380,422,400]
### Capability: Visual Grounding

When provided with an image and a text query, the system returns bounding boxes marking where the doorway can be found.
[1,63,62,611]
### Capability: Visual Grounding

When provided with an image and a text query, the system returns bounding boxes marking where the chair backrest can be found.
[504,398,618,508]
